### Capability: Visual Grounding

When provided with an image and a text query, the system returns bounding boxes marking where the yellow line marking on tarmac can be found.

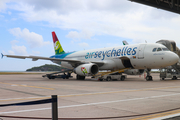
[0,82,54,90]
[1,85,180,102]
[130,109,180,120]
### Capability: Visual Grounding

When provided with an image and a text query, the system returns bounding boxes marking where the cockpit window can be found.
[152,48,157,52]
[157,48,162,52]
[162,48,169,51]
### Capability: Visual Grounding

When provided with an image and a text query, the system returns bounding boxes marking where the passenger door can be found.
[138,44,146,59]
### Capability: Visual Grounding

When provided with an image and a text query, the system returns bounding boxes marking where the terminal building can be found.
[130,0,180,14]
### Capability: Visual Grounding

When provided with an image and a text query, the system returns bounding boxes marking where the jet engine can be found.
[124,69,145,75]
[74,63,99,76]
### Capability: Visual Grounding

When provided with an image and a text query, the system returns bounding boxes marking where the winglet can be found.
[1,53,4,59]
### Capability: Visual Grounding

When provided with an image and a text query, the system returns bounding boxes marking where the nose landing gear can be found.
[145,69,153,81]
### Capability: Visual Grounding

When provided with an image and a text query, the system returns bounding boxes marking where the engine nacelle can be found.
[74,63,99,76]
[124,69,145,75]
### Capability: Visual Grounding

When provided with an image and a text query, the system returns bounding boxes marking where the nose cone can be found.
[168,52,179,65]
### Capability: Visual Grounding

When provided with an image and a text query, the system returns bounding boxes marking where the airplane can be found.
[1,31,179,80]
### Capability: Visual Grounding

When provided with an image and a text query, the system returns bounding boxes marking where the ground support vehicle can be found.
[42,70,73,79]
[98,72,127,81]
[160,69,180,80]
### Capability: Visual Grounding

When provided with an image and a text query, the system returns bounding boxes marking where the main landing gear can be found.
[145,69,153,81]
[76,75,85,80]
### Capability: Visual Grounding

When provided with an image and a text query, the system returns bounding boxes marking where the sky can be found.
[0,0,180,71]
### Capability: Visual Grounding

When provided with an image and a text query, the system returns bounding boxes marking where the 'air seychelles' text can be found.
[85,46,137,60]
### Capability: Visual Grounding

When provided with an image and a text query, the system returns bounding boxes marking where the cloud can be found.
[4,0,180,46]
[66,29,94,40]
[66,31,80,39]
[78,42,89,48]
[2,50,7,54]
[9,27,51,48]
[10,40,19,45]
[0,0,9,12]
[8,45,27,55]
[31,50,40,55]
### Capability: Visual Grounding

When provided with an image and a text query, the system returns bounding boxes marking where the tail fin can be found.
[52,31,65,55]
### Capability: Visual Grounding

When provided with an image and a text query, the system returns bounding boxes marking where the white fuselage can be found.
[51,43,179,70]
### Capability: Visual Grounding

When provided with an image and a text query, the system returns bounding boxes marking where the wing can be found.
[2,54,104,67]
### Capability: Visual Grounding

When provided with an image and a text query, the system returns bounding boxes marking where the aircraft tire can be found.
[146,76,153,81]
[99,79,103,81]
[80,76,85,80]
[76,75,80,80]
[172,76,177,80]
[121,76,125,81]
[106,77,111,81]
[76,75,85,80]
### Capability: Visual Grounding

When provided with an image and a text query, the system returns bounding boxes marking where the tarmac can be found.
[0,73,180,120]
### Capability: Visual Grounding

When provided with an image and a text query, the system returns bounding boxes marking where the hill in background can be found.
[26,64,67,71]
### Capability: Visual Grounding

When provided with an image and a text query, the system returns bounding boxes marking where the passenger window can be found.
[152,48,157,52]
[157,48,162,52]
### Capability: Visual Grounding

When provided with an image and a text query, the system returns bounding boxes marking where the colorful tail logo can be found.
[52,31,65,55]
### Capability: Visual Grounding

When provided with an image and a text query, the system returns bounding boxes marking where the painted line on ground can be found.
[131,109,180,120]
[149,112,180,120]
[0,82,54,90]
[1,93,180,114]
[1,85,180,102]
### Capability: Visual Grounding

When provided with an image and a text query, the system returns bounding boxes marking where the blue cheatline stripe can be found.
[50,51,75,59]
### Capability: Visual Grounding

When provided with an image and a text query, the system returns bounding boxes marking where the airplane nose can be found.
[169,52,179,65]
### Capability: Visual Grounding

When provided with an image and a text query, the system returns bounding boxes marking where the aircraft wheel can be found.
[150,76,153,80]
[146,76,153,81]
[48,76,54,79]
[99,79,103,81]
[76,75,79,80]
[106,77,111,81]
[81,76,85,80]
[121,76,125,81]
[172,76,177,80]
[76,75,85,80]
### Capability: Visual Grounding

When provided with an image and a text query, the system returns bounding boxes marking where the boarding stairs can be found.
[157,40,180,79]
